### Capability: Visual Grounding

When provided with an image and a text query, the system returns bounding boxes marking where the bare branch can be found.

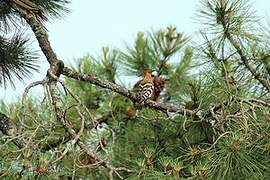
[52,105,85,164]
[62,67,200,119]
[19,11,58,65]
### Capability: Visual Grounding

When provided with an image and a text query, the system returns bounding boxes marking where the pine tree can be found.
[0,0,270,179]
[0,0,69,87]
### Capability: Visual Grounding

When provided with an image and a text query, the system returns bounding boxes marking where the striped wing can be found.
[139,82,154,101]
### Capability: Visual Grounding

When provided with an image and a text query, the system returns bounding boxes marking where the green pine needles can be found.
[0,0,270,179]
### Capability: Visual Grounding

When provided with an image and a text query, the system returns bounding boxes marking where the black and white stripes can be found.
[138,82,154,102]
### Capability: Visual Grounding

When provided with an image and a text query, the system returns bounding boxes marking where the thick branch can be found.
[18,5,199,121]
[62,67,198,118]
[0,112,26,148]
[60,111,109,168]
[19,12,58,64]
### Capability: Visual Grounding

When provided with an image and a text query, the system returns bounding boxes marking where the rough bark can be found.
[62,67,199,118]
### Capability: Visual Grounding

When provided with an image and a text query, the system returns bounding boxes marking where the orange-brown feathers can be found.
[143,69,154,82]
[151,76,166,101]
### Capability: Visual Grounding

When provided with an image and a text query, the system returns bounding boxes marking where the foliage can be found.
[0,33,39,88]
[0,0,270,179]
[0,0,70,87]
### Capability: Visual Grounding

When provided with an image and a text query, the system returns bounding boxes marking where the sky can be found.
[0,0,270,103]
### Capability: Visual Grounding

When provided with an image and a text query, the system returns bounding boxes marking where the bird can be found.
[11,0,47,21]
[131,69,154,111]
[151,75,166,101]
[137,69,155,103]
[127,70,166,117]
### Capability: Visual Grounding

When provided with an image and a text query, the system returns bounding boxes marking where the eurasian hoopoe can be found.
[128,70,166,116]
[151,76,166,101]
[137,69,154,103]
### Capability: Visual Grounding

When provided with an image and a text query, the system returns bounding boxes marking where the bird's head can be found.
[142,69,155,81]
[143,69,157,77]
[144,69,153,74]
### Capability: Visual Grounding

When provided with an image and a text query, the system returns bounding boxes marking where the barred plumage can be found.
[137,69,154,103]
[139,82,154,101]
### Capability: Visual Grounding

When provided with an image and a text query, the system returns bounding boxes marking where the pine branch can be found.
[35,0,70,20]
[16,6,123,175]
[21,12,58,65]
[40,132,71,151]
[225,33,270,92]
[62,67,199,119]
[0,111,73,152]
[18,2,66,142]
[200,0,270,92]
[59,103,131,179]
[0,112,26,148]
[0,33,39,87]
[12,11,126,173]
[0,1,15,32]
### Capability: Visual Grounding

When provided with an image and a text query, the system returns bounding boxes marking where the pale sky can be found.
[0,0,269,103]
